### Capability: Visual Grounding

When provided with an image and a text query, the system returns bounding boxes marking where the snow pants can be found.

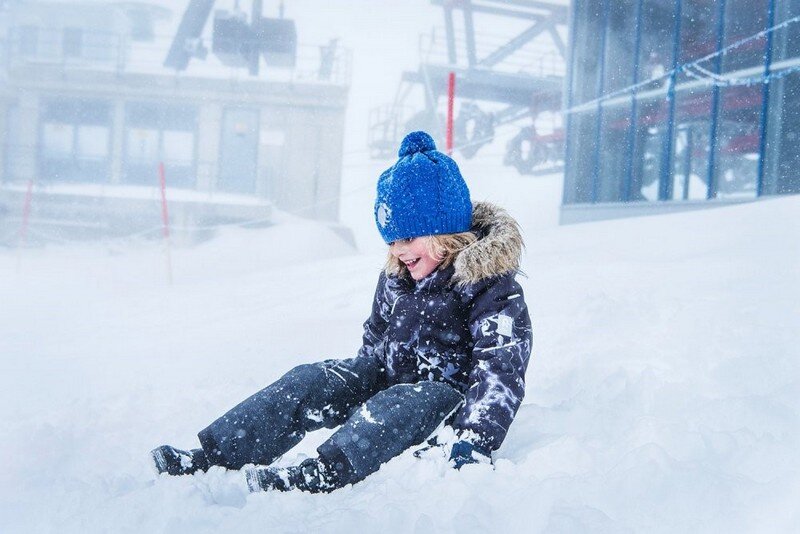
[197,357,463,488]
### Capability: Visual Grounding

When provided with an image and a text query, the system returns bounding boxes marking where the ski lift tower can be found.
[368,0,568,174]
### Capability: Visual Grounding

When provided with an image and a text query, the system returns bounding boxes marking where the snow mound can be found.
[1,195,798,533]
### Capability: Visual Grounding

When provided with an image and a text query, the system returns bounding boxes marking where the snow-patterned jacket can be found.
[358,202,533,451]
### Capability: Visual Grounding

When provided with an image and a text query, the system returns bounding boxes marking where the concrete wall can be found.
[263,104,346,221]
[0,66,349,222]
[197,103,223,193]
[559,198,757,225]
[0,102,8,182]
[11,91,38,183]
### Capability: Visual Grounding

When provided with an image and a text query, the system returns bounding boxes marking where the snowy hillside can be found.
[1,165,798,532]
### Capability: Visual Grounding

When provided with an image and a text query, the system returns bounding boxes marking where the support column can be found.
[256,109,286,200]
[756,0,776,197]
[15,91,39,183]
[0,102,8,185]
[706,0,728,199]
[658,0,683,201]
[590,0,610,203]
[463,2,478,67]
[444,5,457,64]
[196,102,222,193]
[110,100,125,184]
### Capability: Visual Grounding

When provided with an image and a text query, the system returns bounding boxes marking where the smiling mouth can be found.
[404,258,420,269]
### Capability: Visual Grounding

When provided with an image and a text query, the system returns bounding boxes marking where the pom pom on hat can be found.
[398,131,437,157]
[374,131,472,244]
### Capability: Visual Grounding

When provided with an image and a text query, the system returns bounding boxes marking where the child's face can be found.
[389,237,442,280]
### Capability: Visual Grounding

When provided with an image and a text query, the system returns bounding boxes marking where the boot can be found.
[151,445,210,476]
[245,457,336,494]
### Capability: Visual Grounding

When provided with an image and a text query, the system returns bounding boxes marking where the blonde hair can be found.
[384,231,478,278]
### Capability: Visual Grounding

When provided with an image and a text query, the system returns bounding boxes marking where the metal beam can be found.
[164,0,215,71]
[706,0,727,200]
[478,0,569,14]
[756,0,776,197]
[479,21,549,67]
[402,64,560,104]
[659,0,683,201]
[249,0,262,76]
[431,0,555,23]
[562,0,579,204]
[590,0,610,203]
[547,24,566,60]
[441,0,569,23]
[463,0,478,67]
[623,0,643,202]
[494,105,529,125]
[444,4,457,64]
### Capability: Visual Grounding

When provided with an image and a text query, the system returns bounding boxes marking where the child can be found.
[151,131,532,493]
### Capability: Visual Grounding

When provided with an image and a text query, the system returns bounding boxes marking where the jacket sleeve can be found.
[356,272,391,369]
[321,272,391,398]
[453,272,533,451]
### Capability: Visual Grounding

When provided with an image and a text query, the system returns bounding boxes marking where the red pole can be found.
[18,179,34,245]
[158,162,173,284]
[446,71,456,156]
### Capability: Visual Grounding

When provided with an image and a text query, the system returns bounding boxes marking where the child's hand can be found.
[449,440,492,469]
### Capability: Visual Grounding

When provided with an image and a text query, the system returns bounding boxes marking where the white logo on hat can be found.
[377,203,392,228]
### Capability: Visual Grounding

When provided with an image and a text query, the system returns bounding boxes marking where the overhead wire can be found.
[565,13,800,114]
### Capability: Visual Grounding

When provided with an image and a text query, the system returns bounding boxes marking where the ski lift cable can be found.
[565,13,800,114]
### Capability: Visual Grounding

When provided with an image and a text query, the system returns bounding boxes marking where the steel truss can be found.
[368,0,568,174]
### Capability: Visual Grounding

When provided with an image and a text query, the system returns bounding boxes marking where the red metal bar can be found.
[447,71,456,155]
[158,162,173,284]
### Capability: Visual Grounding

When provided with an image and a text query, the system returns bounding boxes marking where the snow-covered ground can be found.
[1,162,798,532]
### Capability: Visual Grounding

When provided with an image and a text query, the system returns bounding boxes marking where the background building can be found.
[562,0,800,223]
[0,0,350,242]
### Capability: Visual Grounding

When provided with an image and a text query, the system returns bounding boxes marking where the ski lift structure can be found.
[164,0,297,75]
[368,0,569,174]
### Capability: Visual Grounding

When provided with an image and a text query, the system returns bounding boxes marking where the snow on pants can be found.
[197,357,463,487]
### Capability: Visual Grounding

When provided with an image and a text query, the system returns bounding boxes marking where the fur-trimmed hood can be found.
[452,201,524,285]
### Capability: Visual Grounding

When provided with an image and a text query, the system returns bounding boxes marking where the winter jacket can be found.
[357,201,533,451]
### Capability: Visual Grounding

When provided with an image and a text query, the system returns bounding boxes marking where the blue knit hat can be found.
[374,131,472,244]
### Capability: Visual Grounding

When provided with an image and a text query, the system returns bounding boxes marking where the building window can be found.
[18,25,38,57]
[710,0,768,199]
[39,98,111,183]
[763,0,800,195]
[41,123,74,157]
[570,0,605,106]
[83,30,117,62]
[3,105,25,183]
[123,102,197,187]
[63,27,83,58]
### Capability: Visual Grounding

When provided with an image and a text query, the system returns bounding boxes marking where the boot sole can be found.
[244,467,265,493]
[151,447,168,475]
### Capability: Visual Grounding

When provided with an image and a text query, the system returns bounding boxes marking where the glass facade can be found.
[763,0,800,195]
[564,0,800,206]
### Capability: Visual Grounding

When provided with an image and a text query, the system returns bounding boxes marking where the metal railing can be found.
[2,26,352,86]
[419,26,566,79]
